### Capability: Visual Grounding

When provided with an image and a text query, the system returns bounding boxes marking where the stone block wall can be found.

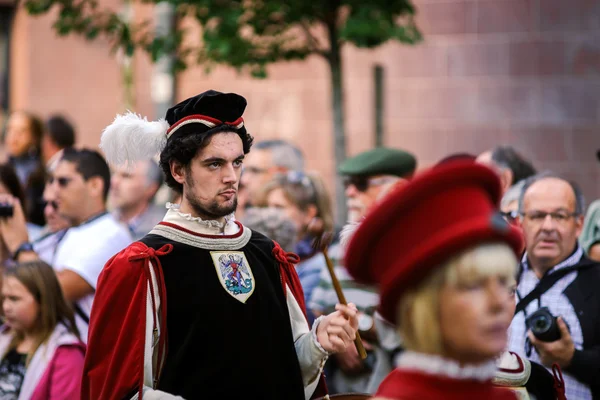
[8,0,600,209]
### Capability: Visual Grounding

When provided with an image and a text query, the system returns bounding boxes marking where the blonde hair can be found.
[3,261,79,365]
[397,243,517,355]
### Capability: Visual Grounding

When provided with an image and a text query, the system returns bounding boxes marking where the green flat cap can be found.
[338,147,417,177]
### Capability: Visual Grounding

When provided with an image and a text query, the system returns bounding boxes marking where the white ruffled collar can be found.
[396,351,498,382]
[164,202,239,235]
[493,351,531,387]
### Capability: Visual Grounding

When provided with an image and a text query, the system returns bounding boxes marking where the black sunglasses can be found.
[47,176,73,188]
[343,176,370,192]
[41,200,58,210]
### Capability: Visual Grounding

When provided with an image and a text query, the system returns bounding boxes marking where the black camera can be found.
[0,203,14,218]
[526,307,568,342]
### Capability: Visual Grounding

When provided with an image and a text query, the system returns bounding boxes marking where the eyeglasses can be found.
[500,210,519,224]
[47,176,73,188]
[278,170,313,188]
[520,210,579,224]
[43,200,58,210]
[343,176,398,193]
[274,171,317,201]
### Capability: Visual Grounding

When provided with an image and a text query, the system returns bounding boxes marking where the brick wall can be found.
[8,0,600,209]
[380,0,600,203]
[8,1,154,150]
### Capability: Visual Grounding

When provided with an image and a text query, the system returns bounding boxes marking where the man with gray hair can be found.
[508,172,600,399]
[240,139,305,204]
[110,159,166,240]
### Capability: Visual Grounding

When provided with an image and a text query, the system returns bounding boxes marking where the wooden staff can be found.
[314,232,367,360]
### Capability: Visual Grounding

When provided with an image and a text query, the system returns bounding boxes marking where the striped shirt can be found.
[307,243,380,393]
[308,243,379,317]
[508,247,591,400]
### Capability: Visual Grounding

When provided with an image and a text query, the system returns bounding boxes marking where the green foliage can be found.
[341,3,422,47]
[22,0,422,225]
[21,0,422,74]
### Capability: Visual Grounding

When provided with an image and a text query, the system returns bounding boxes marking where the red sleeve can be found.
[81,242,152,400]
[272,241,307,315]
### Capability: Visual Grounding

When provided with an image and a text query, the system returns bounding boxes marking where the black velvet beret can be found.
[165,90,247,141]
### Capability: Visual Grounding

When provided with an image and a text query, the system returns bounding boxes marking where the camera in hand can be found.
[0,203,14,218]
[526,307,569,342]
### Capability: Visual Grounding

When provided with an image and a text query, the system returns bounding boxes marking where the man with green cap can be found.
[309,147,417,394]
[338,147,417,223]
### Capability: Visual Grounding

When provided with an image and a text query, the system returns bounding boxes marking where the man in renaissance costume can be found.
[82,90,358,400]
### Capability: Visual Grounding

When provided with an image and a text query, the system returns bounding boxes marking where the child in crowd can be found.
[0,261,85,399]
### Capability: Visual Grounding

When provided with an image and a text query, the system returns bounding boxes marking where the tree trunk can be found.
[374,65,384,147]
[326,19,348,228]
[122,57,135,110]
[121,0,135,110]
[152,2,176,119]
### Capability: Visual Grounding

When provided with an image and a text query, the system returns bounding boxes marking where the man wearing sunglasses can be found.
[309,147,416,394]
[0,148,132,342]
[508,172,600,400]
[340,148,416,224]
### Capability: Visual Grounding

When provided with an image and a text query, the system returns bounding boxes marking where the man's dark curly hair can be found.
[159,127,254,193]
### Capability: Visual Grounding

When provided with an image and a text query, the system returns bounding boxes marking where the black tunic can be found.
[141,229,305,400]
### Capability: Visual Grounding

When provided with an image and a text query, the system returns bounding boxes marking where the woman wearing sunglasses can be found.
[257,170,333,324]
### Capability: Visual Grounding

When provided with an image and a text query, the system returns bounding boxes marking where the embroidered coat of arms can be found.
[210,251,255,303]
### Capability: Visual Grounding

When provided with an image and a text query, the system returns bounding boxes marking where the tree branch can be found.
[300,20,328,59]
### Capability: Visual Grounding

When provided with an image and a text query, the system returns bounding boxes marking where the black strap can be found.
[515,259,596,315]
[389,346,404,367]
[73,303,90,325]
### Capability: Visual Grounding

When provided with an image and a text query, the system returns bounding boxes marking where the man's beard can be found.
[184,176,238,220]
[185,192,238,220]
[347,199,365,223]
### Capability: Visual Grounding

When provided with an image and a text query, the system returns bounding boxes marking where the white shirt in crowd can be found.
[47,213,132,342]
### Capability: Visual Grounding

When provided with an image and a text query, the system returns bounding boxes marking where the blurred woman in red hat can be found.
[345,161,523,400]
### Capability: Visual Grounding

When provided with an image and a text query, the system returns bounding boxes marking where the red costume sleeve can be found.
[272,241,328,399]
[84,240,323,400]
[81,242,171,400]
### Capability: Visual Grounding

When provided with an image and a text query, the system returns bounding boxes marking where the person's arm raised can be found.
[0,194,39,262]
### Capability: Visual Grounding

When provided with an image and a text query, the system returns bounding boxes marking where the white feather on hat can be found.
[100,111,170,166]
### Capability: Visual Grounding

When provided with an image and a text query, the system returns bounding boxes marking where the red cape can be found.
[82,240,327,399]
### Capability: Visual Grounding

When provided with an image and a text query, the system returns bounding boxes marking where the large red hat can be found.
[344,161,523,324]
